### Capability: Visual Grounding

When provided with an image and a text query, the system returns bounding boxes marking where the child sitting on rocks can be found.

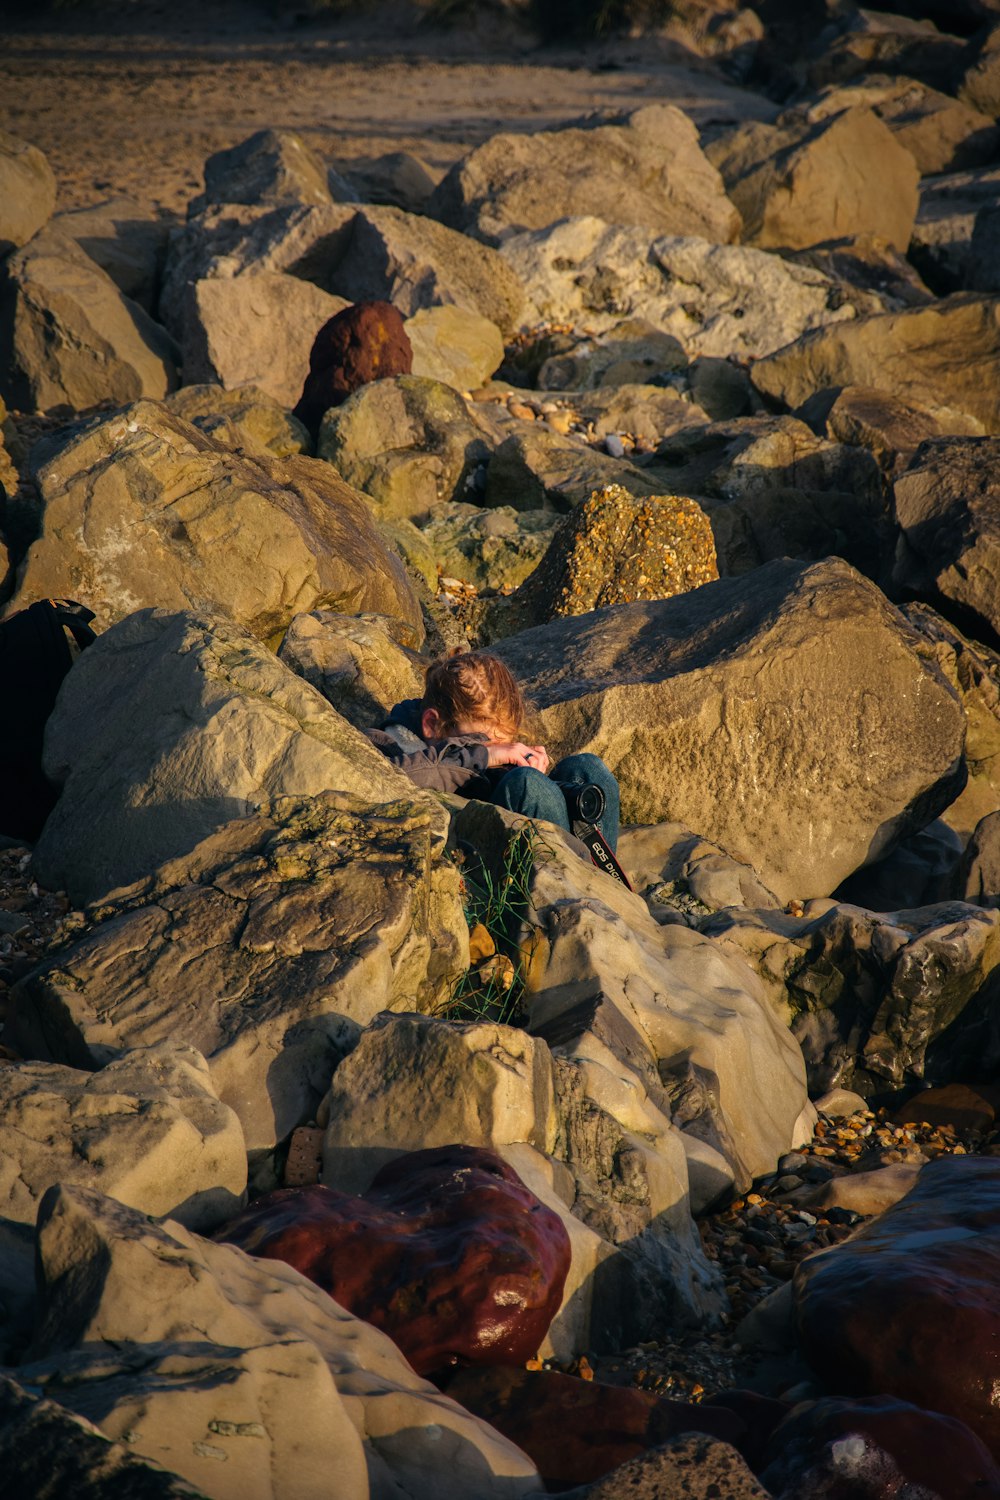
[365,649,621,853]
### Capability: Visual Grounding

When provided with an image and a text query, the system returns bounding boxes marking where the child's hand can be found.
[486,741,549,771]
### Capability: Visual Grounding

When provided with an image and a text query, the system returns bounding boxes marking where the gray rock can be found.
[784,231,935,312]
[198,128,340,211]
[484,425,655,513]
[164,382,312,458]
[420,502,557,592]
[501,219,879,358]
[277,610,424,729]
[0,131,56,253]
[494,557,966,904]
[406,303,504,392]
[537,321,687,392]
[619,821,782,922]
[10,400,420,641]
[31,608,421,905]
[960,811,1000,907]
[17,788,465,1149]
[821,384,984,476]
[14,1185,539,1500]
[340,149,443,213]
[0,231,177,413]
[428,104,740,247]
[834,818,963,910]
[50,196,170,311]
[910,164,1000,292]
[969,203,1000,293]
[706,106,919,252]
[0,1044,245,1232]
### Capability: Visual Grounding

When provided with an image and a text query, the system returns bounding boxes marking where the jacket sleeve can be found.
[364,728,492,795]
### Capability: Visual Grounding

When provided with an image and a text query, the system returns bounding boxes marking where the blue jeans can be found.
[492,753,620,851]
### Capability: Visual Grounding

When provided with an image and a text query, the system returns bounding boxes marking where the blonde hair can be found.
[423,652,525,740]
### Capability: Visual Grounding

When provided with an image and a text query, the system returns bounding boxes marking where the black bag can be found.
[0,599,96,842]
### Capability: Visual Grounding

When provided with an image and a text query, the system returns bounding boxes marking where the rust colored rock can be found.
[762,1395,1000,1500]
[892,1082,999,1134]
[439,1367,747,1490]
[218,1145,570,1376]
[293,299,412,435]
[795,1155,1000,1455]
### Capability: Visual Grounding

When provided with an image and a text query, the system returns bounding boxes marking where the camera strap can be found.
[572,822,633,891]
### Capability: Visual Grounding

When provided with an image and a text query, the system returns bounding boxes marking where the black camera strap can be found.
[572,821,633,891]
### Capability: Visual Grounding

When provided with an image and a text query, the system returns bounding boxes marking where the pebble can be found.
[604,433,626,458]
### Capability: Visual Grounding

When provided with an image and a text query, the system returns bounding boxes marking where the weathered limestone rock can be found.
[15,1185,540,1500]
[501,220,877,358]
[751,294,1000,435]
[50,196,170,311]
[794,1156,1000,1456]
[17,790,465,1148]
[797,78,1000,176]
[486,485,718,640]
[484,426,655,514]
[428,105,740,247]
[199,128,338,211]
[909,164,1000,293]
[618,821,781,923]
[180,272,347,407]
[0,1044,245,1232]
[0,231,176,413]
[496,558,965,903]
[707,107,919,252]
[30,608,420,901]
[318,375,492,521]
[0,132,56,253]
[164,383,311,458]
[0,1376,208,1500]
[341,149,443,213]
[892,436,1000,641]
[535,321,687,392]
[277,610,424,730]
[821,385,984,475]
[406,304,504,392]
[961,811,1000,906]
[959,19,1000,116]
[804,12,966,96]
[420,503,557,592]
[10,402,421,640]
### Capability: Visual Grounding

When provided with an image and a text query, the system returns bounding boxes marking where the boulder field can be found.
[4,4,1000,1493]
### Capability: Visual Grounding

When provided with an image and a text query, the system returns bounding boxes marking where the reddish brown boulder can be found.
[217,1145,570,1376]
[795,1156,1000,1455]
[892,1082,1000,1134]
[439,1367,747,1490]
[293,299,412,435]
[762,1395,1000,1500]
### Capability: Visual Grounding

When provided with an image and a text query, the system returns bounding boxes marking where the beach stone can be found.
[199,128,337,211]
[180,271,347,408]
[292,298,412,436]
[0,131,56,253]
[483,426,654,514]
[821,384,984,476]
[428,104,740,247]
[0,1044,245,1233]
[218,1146,570,1376]
[420,502,557,591]
[441,1368,749,1492]
[406,304,504,392]
[16,1185,540,1500]
[794,1156,1000,1455]
[341,149,442,213]
[485,484,718,639]
[318,374,491,521]
[10,401,420,640]
[762,1394,1000,1500]
[0,230,176,413]
[892,436,1000,641]
[0,1376,208,1500]
[706,107,919,252]
[573,380,713,443]
[277,610,424,730]
[501,219,878,359]
[909,164,1000,292]
[780,1163,922,1217]
[16,788,464,1149]
[794,77,1000,176]
[961,811,1000,906]
[29,607,420,901]
[618,821,781,922]
[50,195,170,311]
[328,204,524,334]
[894,1081,999,1132]
[164,383,311,458]
[495,557,965,904]
[566,1432,772,1500]
[751,293,1000,435]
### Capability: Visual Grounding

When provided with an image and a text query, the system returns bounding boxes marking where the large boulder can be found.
[892,436,1000,641]
[277,610,424,729]
[0,1044,245,1232]
[15,789,465,1149]
[483,426,655,514]
[0,231,177,413]
[0,131,56,254]
[706,107,919,252]
[750,294,1000,435]
[9,401,421,640]
[15,1185,540,1500]
[427,105,740,247]
[501,220,879,358]
[495,558,965,903]
[164,383,312,459]
[50,196,170,311]
[909,164,1000,293]
[30,608,421,903]
[218,1146,571,1377]
[796,78,1000,176]
[794,1156,1000,1456]
[198,128,340,211]
[419,502,557,592]
[821,385,984,476]
[406,304,504,393]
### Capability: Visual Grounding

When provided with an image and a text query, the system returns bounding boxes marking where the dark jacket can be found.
[364,699,495,797]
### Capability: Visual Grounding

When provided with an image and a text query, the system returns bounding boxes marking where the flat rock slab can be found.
[15,792,465,1149]
[494,557,966,903]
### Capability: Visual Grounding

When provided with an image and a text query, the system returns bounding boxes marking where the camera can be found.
[550,778,606,826]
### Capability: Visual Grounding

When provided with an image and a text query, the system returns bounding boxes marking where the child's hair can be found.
[423,651,525,739]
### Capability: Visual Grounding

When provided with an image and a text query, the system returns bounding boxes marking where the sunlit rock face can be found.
[217,1145,571,1376]
[794,1155,1000,1455]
